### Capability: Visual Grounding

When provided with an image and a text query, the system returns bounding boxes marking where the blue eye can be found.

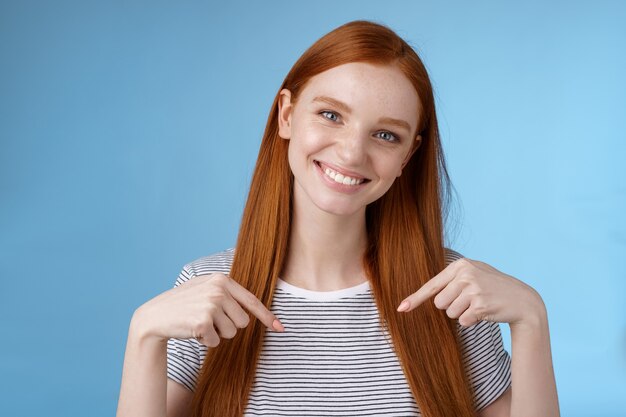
[377,131,399,143]
[320,110,339,122]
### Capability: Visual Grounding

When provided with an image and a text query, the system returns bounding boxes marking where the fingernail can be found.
[397,300,410,312]
[272,319,285,332]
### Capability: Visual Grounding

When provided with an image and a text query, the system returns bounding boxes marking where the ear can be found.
[277,88,293,140]
[397,135,422,177]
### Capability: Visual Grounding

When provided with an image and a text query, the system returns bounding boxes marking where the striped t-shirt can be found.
[167,248,512,416]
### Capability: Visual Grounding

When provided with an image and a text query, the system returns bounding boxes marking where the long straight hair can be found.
[190,20,476,417]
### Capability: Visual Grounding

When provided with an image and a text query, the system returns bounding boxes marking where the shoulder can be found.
[173,247,236,287]
[444,247,465,266]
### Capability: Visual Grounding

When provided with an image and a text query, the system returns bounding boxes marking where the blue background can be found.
[1,1,624,416]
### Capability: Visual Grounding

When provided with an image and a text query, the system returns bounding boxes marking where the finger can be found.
[227,277,285,332]
[458,306,480,327]
[433,279,465,310]
[222,296,251,329]
[398,261,462,312]
[444,293,472,319]
[212,311,238,339]
[196,324,220,348]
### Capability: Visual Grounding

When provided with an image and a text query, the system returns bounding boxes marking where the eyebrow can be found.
[312,95,412,133]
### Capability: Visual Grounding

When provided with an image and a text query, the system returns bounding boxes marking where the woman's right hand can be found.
[132,272,285,347]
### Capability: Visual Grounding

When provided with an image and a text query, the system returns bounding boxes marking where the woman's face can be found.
[277,62,421,217]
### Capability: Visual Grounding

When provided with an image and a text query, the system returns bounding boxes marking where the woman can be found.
[117,20,559,417]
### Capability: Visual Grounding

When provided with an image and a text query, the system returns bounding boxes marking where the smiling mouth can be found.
[315,160,371,186]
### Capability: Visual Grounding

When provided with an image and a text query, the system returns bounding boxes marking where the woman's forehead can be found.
[297,62,420,128]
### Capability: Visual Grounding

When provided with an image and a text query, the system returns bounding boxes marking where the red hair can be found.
[190,20,475,417]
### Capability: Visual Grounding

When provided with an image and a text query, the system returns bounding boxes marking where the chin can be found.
[322,207,359,217]
[313,199,365,217]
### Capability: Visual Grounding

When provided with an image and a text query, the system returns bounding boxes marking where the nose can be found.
[336,128,367,167]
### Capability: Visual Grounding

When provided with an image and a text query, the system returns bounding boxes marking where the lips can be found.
[314,160,371,182]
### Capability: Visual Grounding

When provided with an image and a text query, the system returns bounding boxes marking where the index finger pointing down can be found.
[227,277,285,332]
[398,261,460,312]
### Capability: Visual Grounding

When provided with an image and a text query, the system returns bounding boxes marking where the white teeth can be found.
[323,166,365,186]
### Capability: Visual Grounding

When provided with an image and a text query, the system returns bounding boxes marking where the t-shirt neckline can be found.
[276,277,371,301]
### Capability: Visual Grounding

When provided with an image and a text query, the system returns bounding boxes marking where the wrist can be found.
[130,305,167,345]
[510,294,548,333]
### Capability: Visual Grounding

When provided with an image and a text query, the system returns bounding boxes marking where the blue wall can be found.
[1,1,624,415]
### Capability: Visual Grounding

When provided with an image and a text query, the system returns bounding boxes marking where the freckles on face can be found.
[300,64,417,136]
[284,62,421,214]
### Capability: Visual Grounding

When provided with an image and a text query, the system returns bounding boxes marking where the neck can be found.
[281,197,368,292]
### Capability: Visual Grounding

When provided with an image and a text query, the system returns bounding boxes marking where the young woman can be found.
[116,20,560,417]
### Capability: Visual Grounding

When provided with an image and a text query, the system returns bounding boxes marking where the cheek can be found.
[290,124,333,156]
[286,133,317,175]
[375,155,405,179]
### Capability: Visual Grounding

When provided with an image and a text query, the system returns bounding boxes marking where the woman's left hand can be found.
[397,257,546,327]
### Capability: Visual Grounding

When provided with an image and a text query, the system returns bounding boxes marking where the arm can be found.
[508,302,559,417]
[399,257,560,417]
[116,269,284,417]
[116,311,168,417]
[167,379,194,417]
[116,310,195,417]
[479,303,559,417]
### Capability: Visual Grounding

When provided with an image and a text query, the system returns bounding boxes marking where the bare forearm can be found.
[509,306,560,417]
[116,311,168,417]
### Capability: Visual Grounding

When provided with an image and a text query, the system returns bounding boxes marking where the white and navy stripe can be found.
[167,248,511,416]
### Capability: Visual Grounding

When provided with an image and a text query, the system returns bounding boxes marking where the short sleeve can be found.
[166,264,205,392]
[444,247,465,265]
[445,248,512,409]
[458,320,512,410]
[165,249,235,391]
